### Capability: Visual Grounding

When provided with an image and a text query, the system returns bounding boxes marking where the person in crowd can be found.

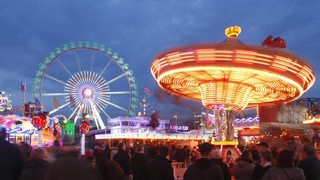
[19,142,32,163]
[113,142,131,177]
[183,143,224,180]
[95,158,126,180]
[169,144,177,161]
[191,146,200,163]
[148,145,174,180]
[110,141,119,160]
[211,149,231,180]
[103,144,111,159]
[298,146,320,180]
[261,149,306,180]
[45,156,100,180]
[256,142,269,155]
[251,151,273,180]
[131,144,148,180]
[176,145,185,162]
[251,146,260,163]
[0,127,24,180]
[235,150,255,180]
[19,148,50,180]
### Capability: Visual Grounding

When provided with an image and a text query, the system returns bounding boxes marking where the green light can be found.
[49,52,55,59]
[100,45,105,51]
[55,48,61,54]
[106,48,112,54]
[77,41,83,48]
[63,44,68,51]
[85,41,90,48]
[70,42,76,48]
[112,53,119,60]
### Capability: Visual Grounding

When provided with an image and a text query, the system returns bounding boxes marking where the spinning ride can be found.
[33,42,139,129]
[151,26,315,141]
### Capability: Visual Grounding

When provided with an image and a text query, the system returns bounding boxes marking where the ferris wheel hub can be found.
[82,88,93,98]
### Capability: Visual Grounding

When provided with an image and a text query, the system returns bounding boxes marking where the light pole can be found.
[173,114,179,126]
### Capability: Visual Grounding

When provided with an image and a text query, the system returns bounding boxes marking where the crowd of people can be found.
[1,125,320,180]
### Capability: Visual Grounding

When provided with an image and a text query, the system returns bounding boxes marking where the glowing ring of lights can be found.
[151,30,315,109]
[33,41,139,126]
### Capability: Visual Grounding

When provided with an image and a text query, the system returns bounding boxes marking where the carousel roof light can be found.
[151,26,315,109]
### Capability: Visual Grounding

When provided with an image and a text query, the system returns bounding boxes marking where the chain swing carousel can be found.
[151,26,315,164]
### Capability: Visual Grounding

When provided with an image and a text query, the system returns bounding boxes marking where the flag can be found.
[35,98,41,111]
[35,98,40,106]
[21,81,26,91]
[144,86,152,95]
[53,96,59,109]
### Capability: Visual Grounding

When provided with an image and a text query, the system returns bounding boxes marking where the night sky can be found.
[1,1,319,121]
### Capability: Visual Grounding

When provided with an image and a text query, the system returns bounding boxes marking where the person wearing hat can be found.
[183,142,224,180]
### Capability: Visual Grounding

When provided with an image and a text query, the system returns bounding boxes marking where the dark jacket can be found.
[131,152,149,180]
[261,166,306,180]
[235,158,255,180]
[251,164,272,180]
[148,156,174,180]
[113,150,131,175]
[0,139,24,180]
[211,158,231,180]
[298,157,320,180]
[19,158,50,180]
[184,158,224,180]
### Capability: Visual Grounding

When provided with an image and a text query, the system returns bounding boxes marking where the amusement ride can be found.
[33,41,139,130]
[151,26,315,161]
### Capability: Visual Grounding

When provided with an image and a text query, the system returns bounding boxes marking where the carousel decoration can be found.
[31,115,48,147]
[151,26,315,163]
[0,91,12,112]
[31,115,48,129]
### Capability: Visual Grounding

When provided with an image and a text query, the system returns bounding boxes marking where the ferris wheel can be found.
[33,41,139,129]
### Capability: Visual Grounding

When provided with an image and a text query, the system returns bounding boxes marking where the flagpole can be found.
[21,82,26,116]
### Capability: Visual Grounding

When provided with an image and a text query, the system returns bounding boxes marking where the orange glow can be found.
[151,27,315,109]
[212,141,238,146]
[95,133,208,141]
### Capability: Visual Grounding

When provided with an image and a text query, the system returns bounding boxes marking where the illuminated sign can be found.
[170,125,189,131]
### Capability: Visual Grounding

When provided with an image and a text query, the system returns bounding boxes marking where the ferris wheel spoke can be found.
[42,92,70,96]
[97,97,127,112]
[56,59,72,76]
[99,107,111,119]
[92,100,111,119]
[74,51,82,72]
[106,73,126,85]
[68,104,81,120]
[100,59,113,76]
[44,74,67,85]
[49,102,70,115]
[100,91,131,95]
[90,52,95,72]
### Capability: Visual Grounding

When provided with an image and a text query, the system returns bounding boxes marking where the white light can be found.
[83,88,93,98]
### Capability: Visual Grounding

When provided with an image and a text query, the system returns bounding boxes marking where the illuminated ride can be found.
[33,42,139,130]
[151,26,315,143]
[0,92,12,112]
